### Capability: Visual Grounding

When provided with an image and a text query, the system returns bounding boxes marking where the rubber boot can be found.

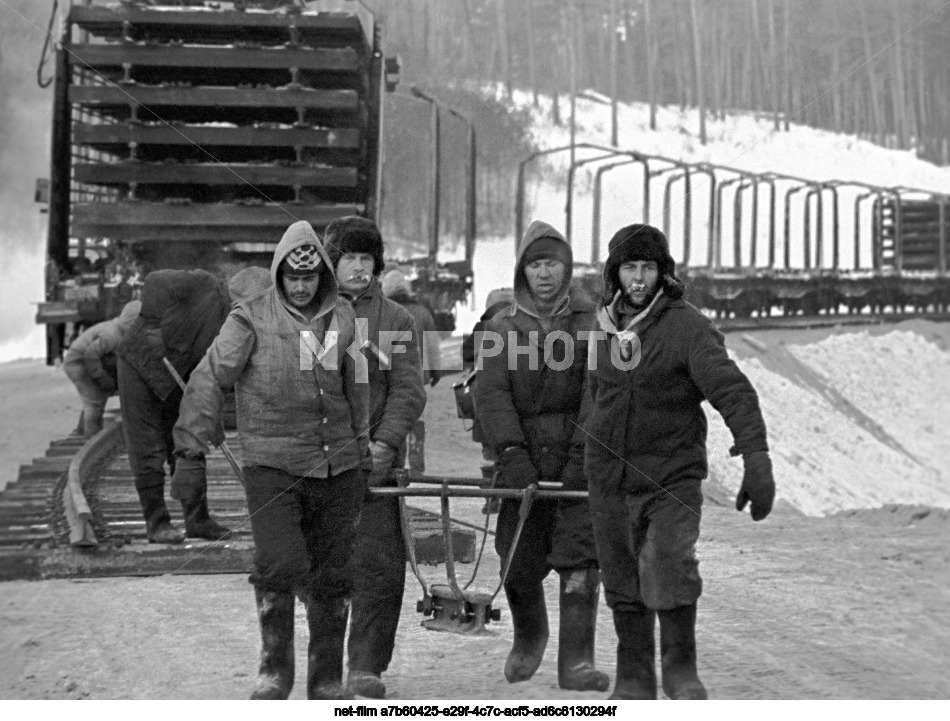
[250,587,296,700]
[181,492,233,541]
[658,604,708,700]
[503,583,549,683]
[557,568,610,692]
[137,485,184,544]
[610,605,657,700]
[304,594,352,700]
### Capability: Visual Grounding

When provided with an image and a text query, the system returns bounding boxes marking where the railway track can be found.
[0,418,478,581]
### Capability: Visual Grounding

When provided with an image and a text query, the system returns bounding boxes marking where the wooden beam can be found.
[69,44,360,73]
[74,163,358,187]
[73,123,360,149]
[69,85,359,111]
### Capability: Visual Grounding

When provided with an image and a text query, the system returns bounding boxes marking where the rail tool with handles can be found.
[376,470,588,635]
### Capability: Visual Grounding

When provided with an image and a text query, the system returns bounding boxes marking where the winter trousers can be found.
[589,476,703,612]
[243,465,364,598]
[495,498,599,588]
[347,494,407,675]
[117,356,180,492]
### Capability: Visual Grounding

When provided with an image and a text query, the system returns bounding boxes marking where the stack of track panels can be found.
[66,5,374,251]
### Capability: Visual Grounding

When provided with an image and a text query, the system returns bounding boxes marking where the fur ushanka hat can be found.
[602,223,685,302]
[323,216,386,276]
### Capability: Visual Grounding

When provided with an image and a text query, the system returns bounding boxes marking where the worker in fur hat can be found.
[585,223,775,700]
[324,216,426,700]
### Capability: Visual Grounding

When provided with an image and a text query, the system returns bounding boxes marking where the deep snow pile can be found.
[704,331,950,516]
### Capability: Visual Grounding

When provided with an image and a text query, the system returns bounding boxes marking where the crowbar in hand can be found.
[162,357,244,484]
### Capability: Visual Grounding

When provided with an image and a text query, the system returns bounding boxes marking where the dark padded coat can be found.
[584,292,768,494]
[474,221,594,482]
[347,279,426,452]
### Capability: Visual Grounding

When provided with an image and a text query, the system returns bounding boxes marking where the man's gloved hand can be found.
[496,446,539,490]
[367,440,397,488]
[559,447,587,492]
[170,456,206,502]
[428,369,446,387]
[736,450,775,521]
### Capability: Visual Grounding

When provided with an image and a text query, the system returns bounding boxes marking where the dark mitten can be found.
[736,450,775,521]
[367,441,397,488]
[496,447,539,490]
[559,447,587,492]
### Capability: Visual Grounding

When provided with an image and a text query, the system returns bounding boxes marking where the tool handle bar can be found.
[369,487,587,500]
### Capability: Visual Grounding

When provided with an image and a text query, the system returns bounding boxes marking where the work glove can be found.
[357,434,374,472]
[559,446,587,492]
[170,456,206,503]
[496,446,539,490]
[736,450,775,521]
[367,440,398,488]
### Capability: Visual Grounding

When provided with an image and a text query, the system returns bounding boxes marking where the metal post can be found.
[466,123,477,266]
[430,102,441,264]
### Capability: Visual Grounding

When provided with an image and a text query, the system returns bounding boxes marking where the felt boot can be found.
[658,604,708,700]
[609,605,658,700]
[557,568,610,692]
[503,583,549,683]
[137,485,184,544]
[250,588,295,700]
[305,595,352,700]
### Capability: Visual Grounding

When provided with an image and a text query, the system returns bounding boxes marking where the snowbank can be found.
[704,330,950,516]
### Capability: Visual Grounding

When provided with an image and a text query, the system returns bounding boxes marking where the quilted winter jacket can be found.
[474,221,594,481]
[584,292,769,494]
[116,269,230,401]
[64,300,140,394]
[346,279,426,452]
[173,221,371,478]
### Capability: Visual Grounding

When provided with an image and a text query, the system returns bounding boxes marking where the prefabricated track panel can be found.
[71,201,364,242]
[68,44,361,73]
[73,163,358,188]
[69,6,369,47]
[69,86,359,111]
[72,124,361,150]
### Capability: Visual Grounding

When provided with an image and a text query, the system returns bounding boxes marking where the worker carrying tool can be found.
[173,221,371,700]
[324,216,426,700]
[474,220,609,693]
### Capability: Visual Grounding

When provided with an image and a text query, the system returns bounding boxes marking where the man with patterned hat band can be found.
[585,223,775,700]
[173,220,371,700]
[323,216,426,700]
[474,220,610,693]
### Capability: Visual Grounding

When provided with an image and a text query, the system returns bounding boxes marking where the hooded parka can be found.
[474,221,599,585]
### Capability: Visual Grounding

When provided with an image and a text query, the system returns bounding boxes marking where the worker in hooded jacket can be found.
[173,221,371,700]
[585,224,776,700]
[474,220,610,693]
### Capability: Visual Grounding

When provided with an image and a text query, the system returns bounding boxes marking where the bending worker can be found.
[63,299,140,437]
[173,221,371,700]
[116,268,231,544]
[325,217,426,700]
[585,224,775,700]
[475,220,610,693]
